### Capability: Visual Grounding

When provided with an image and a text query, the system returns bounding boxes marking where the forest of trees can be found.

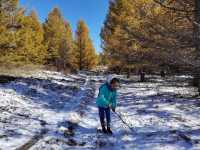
[101,0,200,77]
[0,0,98,72]
[1,0,200,84]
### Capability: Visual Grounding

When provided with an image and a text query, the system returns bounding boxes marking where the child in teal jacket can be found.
[96,76,120,134]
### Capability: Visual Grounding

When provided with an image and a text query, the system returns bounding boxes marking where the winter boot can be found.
[107,127,113,134]
[101,124,107,133]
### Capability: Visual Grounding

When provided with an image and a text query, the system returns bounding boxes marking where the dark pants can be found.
[98,107,111,128]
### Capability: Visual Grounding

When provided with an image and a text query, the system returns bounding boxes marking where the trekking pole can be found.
[114,111,135,133]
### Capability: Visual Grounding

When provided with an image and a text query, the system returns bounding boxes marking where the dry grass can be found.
[0,64,46,77]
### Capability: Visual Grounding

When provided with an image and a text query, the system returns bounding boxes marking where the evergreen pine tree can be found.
[75,20,98,70]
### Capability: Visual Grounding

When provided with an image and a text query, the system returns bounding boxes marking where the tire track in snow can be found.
[16,129,48,150]
[53,76,96,148]
[16,75,94,149]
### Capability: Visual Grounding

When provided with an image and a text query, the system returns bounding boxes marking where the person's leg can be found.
[105,107,112,134]
[98,107,106,133]
[105,107,111,128]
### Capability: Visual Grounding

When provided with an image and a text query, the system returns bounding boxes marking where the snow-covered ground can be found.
[0,71,199,150]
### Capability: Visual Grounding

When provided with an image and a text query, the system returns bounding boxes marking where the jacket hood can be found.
[106,74,117,84]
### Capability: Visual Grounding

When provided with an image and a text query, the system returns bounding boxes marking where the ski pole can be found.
[114,111,135,133]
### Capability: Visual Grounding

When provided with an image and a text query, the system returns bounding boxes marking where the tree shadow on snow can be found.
[0,75,85,112]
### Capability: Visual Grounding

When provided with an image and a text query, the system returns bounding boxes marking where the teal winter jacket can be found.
[96,83,117,108]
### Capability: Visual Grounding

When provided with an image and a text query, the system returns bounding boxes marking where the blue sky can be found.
[19,0,109,53]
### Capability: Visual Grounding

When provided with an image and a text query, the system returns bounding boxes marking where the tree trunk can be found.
[193,0,200,95]
[127,67,130,78]
[160,69,166,78]
[140,71,145,82]
[194,0,200,53]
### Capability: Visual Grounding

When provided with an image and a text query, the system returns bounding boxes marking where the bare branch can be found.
[153,0,195,13]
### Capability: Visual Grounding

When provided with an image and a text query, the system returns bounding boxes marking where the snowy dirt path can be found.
[0,72,199,150]
[113,76,200,150]
[0,71,95,150]
[57,75,200,150]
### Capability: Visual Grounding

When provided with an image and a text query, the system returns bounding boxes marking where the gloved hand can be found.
[111,107,115,112]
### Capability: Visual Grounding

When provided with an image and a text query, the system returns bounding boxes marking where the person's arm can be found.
[111,92,117,111]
